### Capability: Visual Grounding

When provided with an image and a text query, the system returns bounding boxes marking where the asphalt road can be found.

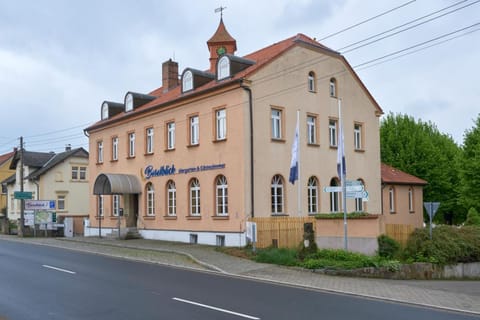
[0,241,477,320]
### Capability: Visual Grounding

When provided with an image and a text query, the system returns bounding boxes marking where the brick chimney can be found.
[162,59,179,93]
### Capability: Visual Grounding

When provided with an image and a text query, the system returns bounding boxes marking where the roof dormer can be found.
[216,54,255,81]
[181,68,215,93]
[124,92,156,112]
[101,101,124,120]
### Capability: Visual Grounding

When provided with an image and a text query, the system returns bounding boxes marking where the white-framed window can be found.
[216,175,228,216]
[97,195,104,217]
[218,56,230,80]
[389,187,395,213]
[271,175,284,214]
[167,122,175,150]
[112,137,119,161]
[97,141,104,163]
[182,70,193,92]
[125,93,133,112]
[57,195,66,211]
[128,132,135,157]
[71,166,87,181]
[101,102,108,120]
[307,115,317,144]
[112,195,120,216]
[167,180,176,216]
[271,108,282,139]
[330,178,340,212]
[308,71,316,92]
[354,123,363,150]
[355,180,364,212]
[329,120,337,147]
[307,176,318,214]
[216,109,226,140]
[408,187,414,212]
[146,127,154,154]
[329,78,337,97]
[146,183,155,216]
[190,115,199,145]
[190,178,201,216]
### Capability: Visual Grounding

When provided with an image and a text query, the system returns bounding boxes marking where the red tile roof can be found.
[0,150,15,166]
[86,33,383,131]
[381,163,427,185]
[207,18,236,45]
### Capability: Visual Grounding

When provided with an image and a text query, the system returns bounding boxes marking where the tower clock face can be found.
[216,46,226,56]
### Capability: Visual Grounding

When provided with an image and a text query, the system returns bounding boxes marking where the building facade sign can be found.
[144,163,225,179]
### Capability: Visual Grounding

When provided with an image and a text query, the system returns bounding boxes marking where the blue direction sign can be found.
[14,191,33,200]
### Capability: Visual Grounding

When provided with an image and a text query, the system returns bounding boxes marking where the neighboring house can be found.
[3,146,89,235]
[84,17,389,246]
[0,149,16,218]
[381,163,427,229]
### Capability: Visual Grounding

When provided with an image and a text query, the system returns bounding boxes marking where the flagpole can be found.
[296,110,301,216]
[338,99,348,251]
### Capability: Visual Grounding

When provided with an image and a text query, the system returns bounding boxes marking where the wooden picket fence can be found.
[385,223,416,246]
[249,216,316,249]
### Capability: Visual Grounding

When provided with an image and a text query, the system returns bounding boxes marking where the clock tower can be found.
[207,18,237,72]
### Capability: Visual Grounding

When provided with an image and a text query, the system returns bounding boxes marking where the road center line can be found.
[42,265,76,274]
[173,297,260,319]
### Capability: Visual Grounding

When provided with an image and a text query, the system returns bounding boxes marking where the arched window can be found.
[308,71,316,92]
[218,56,230,80]
[190,178,201,216]
[330,178,340,212]
[146,183,155,216]
[389,187,396,213]
[216,175,228,216]
[329,78,337,97]
[408,187,414,212]
[182,70,193,92]
[307,176,318,214]
[271,175,284,214]
[101,102,108,120]
[167,180,176,216]
[355,179,365,212]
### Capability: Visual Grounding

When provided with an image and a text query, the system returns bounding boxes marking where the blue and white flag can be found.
[337,108,346,182]
[289,117,299,184]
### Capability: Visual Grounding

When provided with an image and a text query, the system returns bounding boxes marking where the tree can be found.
[380,113,462,223]
[459,114,480,213]
[464,208,480,226]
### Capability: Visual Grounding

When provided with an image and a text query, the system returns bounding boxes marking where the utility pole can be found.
[19,136,25,237]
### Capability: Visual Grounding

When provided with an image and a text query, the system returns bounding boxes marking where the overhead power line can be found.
[319,0,416,41]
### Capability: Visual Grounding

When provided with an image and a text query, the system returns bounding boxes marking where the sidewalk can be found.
[2,235,479,315]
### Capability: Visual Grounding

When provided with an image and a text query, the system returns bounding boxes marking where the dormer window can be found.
[182,70,193,92]
[101,102,109,120]
[125,93,133,112]
[217,56,230,80]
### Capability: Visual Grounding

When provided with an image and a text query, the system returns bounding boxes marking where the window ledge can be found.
[163,215,177,220]
[271,214,289,217]
[110,216,120,220]
[271,138,286,143]
[95,216,105,220]
[127,156,136,160]
[110,159,118,163]
[143,216,155,220]
[213,138,227,143]
[186,215,201,220]
[354,149,365,153]
[187,144,200,148]
[96,162,104,165]
[212,215,229,220]
[165,148,175,152]
[144,153,154,156]
[307,143,320,148]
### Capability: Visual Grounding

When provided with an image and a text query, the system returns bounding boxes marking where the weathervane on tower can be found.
[214,6,227,18]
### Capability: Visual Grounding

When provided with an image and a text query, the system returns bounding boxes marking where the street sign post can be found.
[14,191,33,200]
[424,202,440,239]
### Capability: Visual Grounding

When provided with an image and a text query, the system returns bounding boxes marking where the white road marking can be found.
[42,265,76,274]
[173,297,260,319]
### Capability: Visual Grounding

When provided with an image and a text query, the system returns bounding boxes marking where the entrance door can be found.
[125,194,139,228]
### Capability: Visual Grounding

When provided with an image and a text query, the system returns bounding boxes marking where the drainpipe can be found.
[241,82,254,218]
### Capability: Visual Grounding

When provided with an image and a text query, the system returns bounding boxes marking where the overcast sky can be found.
[0,0,478,154]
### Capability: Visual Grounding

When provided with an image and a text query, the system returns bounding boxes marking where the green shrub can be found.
[377,234,400,259]
[253,247,298,266]
[403,225,480,265]
[465,207,480,226]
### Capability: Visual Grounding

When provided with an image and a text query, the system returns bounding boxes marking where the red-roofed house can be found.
[85,18,418,249]
[381,163,427,228]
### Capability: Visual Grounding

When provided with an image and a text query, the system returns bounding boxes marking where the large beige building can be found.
[84,19,393,246]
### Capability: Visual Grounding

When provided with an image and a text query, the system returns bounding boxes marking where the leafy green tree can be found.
[380,113,462,223]
[459,114,480,214]
[464,207,480,226]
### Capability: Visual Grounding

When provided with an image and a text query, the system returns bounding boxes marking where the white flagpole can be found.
[297,110,301,216]
[338,99,348,251]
